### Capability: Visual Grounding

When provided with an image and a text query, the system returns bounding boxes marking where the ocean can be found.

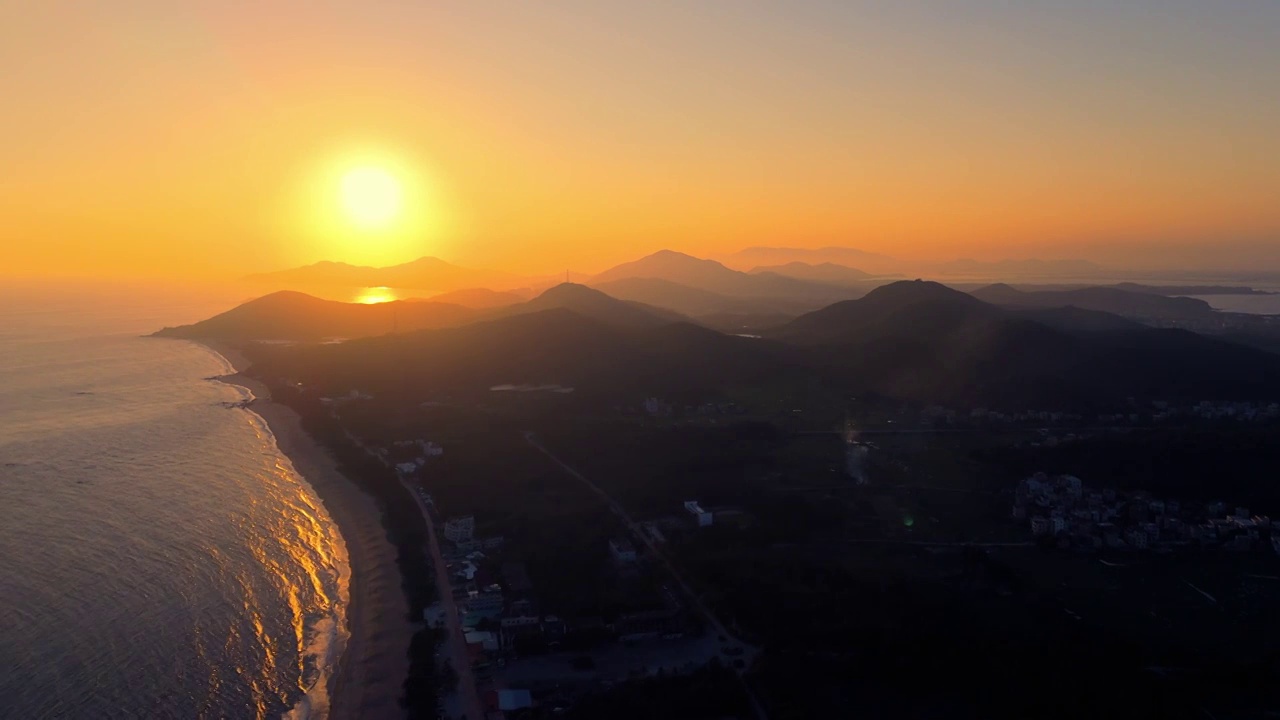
[1189,294,1280,315]
[0,282,349,719]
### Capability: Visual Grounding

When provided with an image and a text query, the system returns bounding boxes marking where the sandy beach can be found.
[204,342,412,720]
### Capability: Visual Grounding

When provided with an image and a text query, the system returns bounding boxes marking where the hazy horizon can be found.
[4,1,1279,280]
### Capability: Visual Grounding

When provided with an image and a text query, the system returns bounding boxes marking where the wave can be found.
[201,342,354,720]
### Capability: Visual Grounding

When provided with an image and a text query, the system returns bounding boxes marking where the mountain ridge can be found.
[244,256,528,292]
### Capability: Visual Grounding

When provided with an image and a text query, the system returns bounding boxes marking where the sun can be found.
[339,166,403,229]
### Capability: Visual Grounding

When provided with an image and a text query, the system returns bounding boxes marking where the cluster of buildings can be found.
[638,397,741,419]
[444,515,505,554]
[392,439,444,476]
[1091,401,1280,425]
[317,388,374,406]
[1013,473,1276,553]
[429,513,689,682]
[920,400,1280,428]
[635,500,754,540]
[917,405,1085,425]
[1180,400,1280,422]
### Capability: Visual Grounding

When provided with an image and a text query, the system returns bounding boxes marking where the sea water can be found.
[0,281,349,719]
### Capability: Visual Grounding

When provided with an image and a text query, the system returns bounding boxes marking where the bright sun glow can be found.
[340,167,403,229]
[354,286,397,304]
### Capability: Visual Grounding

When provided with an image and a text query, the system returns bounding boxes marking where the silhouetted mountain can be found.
[779,280,1003,344]
[153,291,476,341]
[591,250,858,301]
[189,281,1280,411]
[244,257,527,292]
[498,283,688,327]
[720,246,896,273]
[1110,282,1276,297]
[590,277,782,317]
[747,261,880,284]
[253,307,790,400]
[972,283,1215,322]
[1010,306,1143,334]
[777,280,1280,408]
[420,287,530,309]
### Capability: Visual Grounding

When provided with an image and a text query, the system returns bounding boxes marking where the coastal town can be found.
[317,386,757,720]
[1014,472,1278,555]
[402,470,752,719]
[300,378,1280,718]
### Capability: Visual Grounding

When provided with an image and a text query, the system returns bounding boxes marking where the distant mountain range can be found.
[507,283,687,327]
[247,306,787,401]
[417,287,531,309]
[971,283,1215,322]
[589,277,774,317]
[589,250,845,298]
[164,278,1280,410]
[747,262,885,285]
[719,246,896,273]
[155,283,683,341]
[772,280,1280,407]
[243,257,527,292]
[153,291,478,341]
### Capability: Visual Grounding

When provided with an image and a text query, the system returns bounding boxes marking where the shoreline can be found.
[199,341,413,719]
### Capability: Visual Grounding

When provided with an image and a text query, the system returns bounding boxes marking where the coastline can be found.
[199,341,413,719]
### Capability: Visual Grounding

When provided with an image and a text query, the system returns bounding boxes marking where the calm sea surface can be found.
[1189,294,1280,315]
[0,282,349,719]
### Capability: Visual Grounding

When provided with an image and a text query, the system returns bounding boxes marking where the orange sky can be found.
[3,2,1279,279]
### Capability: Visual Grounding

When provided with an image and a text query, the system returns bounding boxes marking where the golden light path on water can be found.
[354,286,397,304]
[235,409,351,720]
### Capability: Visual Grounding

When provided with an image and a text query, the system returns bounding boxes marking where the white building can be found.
[465,591,505,615]
[455,561,478,581]
[444,515,475,543]
[684,501,713,527]
[464,630,500,651]
[501,615,540,630]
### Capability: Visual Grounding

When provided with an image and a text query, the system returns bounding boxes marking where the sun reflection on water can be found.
[353,286,397,304]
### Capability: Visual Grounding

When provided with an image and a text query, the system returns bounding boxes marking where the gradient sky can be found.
[3,1,1278,278]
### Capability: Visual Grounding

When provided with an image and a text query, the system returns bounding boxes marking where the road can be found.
[404,480,487,720]
[524,432,769,720]
[339,418,485,720]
